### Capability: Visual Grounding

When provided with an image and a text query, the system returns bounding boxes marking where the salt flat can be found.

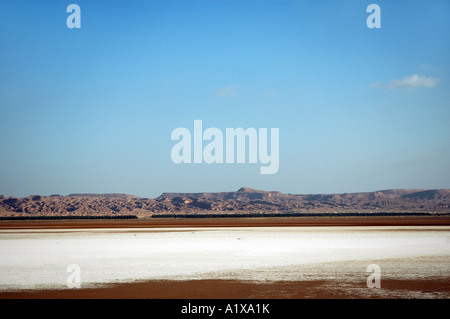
[0,226,449,291]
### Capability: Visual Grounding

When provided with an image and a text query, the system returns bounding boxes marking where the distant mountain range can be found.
[1,188,449,217]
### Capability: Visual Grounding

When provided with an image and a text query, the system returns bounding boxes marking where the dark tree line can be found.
[152,212,448,218]
[0,215,138,220]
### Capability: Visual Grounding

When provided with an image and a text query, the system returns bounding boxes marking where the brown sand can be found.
[1,277,449,299]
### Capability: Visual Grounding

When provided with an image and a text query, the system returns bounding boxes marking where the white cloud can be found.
[215,86,238,98]
[389,74,440,88]
[371,74,440,89]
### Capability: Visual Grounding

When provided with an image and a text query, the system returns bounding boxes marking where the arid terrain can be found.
[1,223,449,299]
[0,188,449,217]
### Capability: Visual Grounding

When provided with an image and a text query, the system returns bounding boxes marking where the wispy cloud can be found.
[215,86,238,98]
[420,64,443,73]
[371,74,440,89]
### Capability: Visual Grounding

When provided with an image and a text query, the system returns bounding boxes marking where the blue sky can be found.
[0,0,449,198]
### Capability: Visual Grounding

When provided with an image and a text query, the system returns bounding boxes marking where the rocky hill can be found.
[0,188,449,217]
